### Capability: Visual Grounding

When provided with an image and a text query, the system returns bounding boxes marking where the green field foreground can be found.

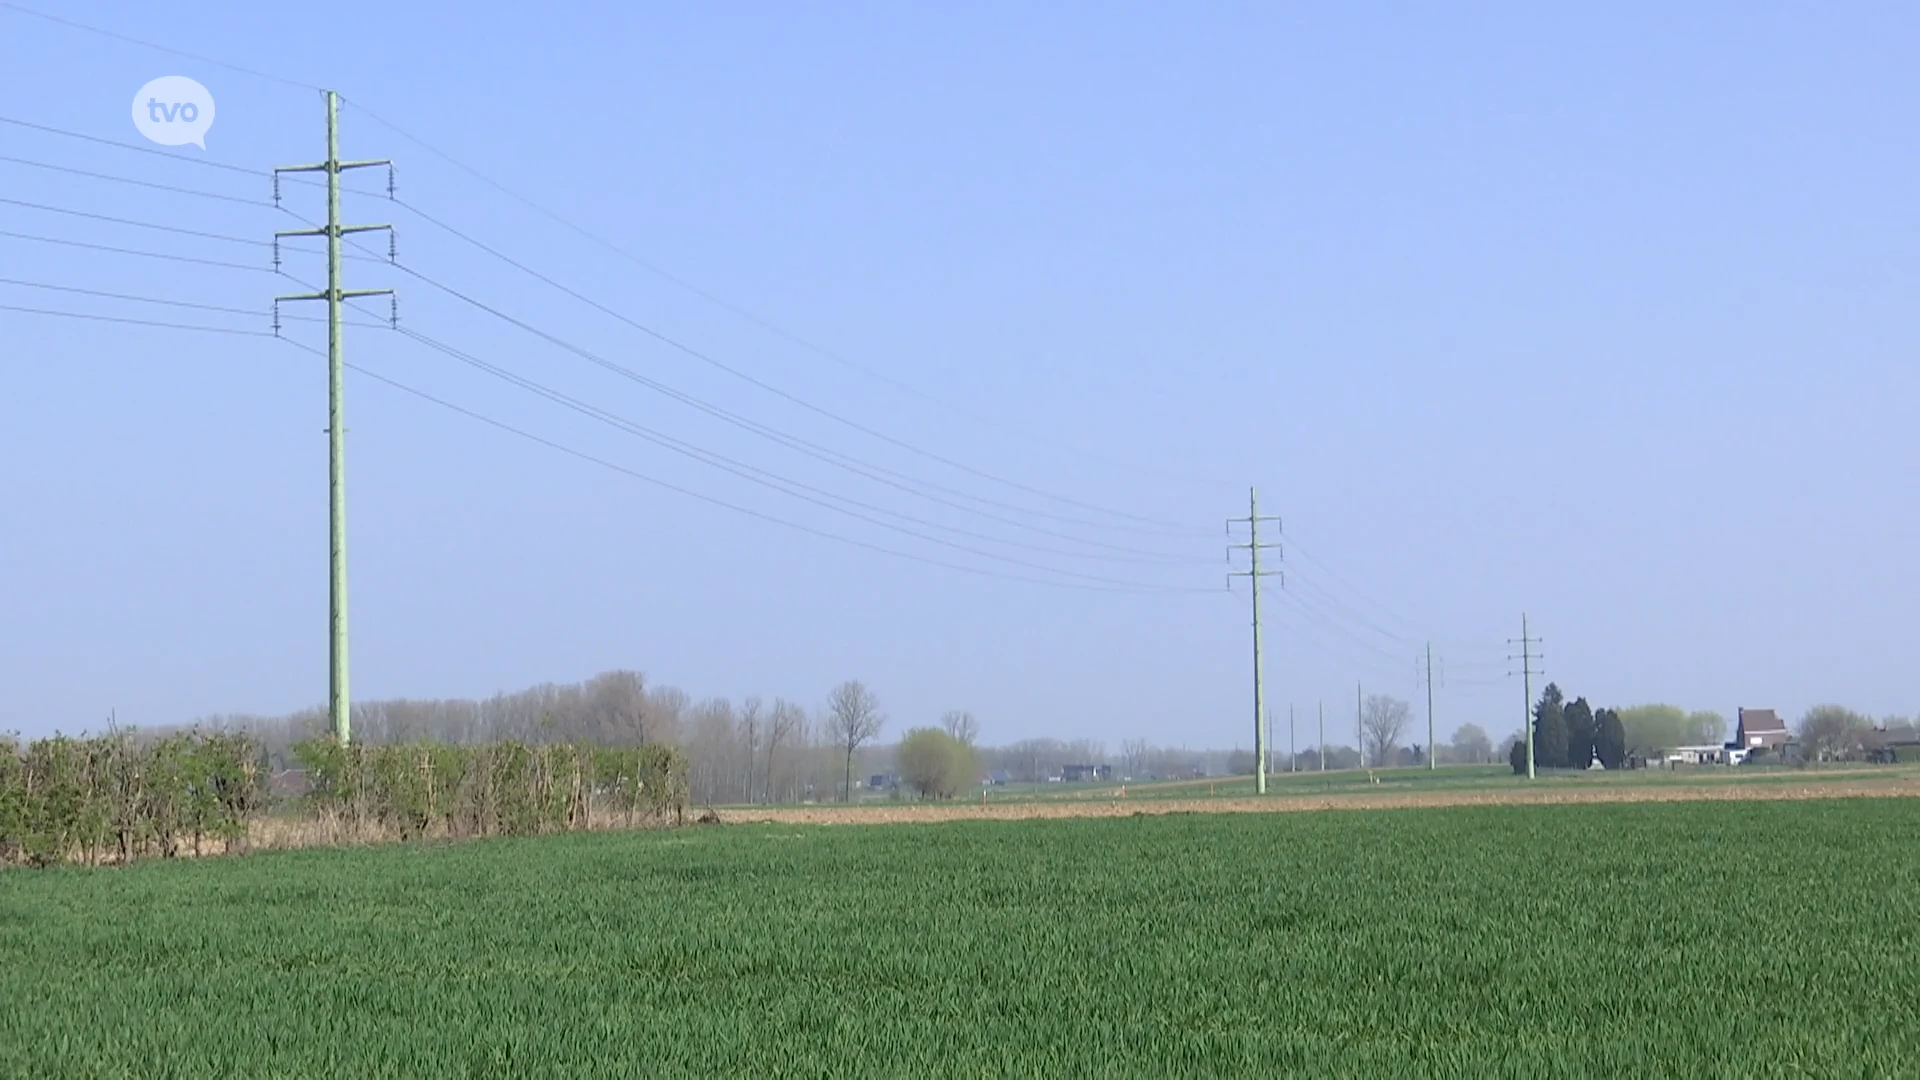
[4,800,1918,1077]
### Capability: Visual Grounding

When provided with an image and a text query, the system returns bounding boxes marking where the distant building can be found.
[866,773,898,791]
[1735,708,1791,751]
[1863,724,1920,764]
[1665,745,1733,766]
[1060,764,1112,783]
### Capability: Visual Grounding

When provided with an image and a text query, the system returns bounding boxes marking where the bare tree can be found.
[765,698,802,804]
[1361,695,1412,767]
[940,709,979,747]
[646,685,689,746]
[826,680,885,802]
[1121,738,1152,778]
[739,696,762,802]
[586,670,648,744]
[1799,704,1869,761]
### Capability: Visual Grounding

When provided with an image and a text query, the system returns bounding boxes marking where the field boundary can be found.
[718,774,1920,826]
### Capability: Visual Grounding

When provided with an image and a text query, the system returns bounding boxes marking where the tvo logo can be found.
[132,76,215,148]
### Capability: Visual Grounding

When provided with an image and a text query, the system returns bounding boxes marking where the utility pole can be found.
[274,90,394,746]
[1419,642,1438,770]
[1356,681,1364,768]
[1228,488,1281,794]
[1508,614,1545,780]
[1289,703,1296,771]
[1318,701,1325,771]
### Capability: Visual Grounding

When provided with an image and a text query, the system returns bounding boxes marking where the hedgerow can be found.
[0,731,262,867]
[0,734,687,867]
[288,739,687,839]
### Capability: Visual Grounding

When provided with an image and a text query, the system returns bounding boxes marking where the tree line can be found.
[174,670,1366,805]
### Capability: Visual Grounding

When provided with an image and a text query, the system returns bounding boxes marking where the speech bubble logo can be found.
[131,76,215,149]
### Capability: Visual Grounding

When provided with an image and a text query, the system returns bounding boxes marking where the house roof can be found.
[1738,708,1788,735]
[1863,725,1920,749]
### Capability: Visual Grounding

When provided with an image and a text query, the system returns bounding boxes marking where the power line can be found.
[1281,535,1506,664]
[0,253,1194,593]
[381,195,1199,535]
[0,2,323,91]
[0,5,1210,494]
[343,99,1205,488]
[0,196,275,247]
[0,128,1201,535]
[1278,565,1418,648]
[0,115,387,198]
[1268,582,1407,664]
[392,324,1214,587]
[0,154,272,207]
[0,178,384,266]
[0,301,278,337]
[0,229,273,273]
[263,339,1208,595]
[0,115,262,176]
[0,276,369,325]
[1283,534,1427,633]
[372,253,1209,558]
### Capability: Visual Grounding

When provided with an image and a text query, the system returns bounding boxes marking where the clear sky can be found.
[2,2,1915,746]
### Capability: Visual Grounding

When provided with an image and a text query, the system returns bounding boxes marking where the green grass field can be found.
[994,761,1920,803]
[4,799,1917,1077]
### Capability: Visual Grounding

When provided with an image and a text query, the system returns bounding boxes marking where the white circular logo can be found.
[132,76,216,149]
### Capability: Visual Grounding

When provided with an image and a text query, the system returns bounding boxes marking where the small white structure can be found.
[1664,744,1733,766]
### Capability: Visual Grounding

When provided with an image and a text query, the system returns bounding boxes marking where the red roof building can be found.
[1735,708,1790,750]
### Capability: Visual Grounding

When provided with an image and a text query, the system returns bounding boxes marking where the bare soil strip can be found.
[720,775,1920,827]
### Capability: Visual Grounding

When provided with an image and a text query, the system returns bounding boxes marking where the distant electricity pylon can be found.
[1417,643,1440,770]
[1508,615,1545,779]
[273,90,395,747]
[1228,488,1280,794]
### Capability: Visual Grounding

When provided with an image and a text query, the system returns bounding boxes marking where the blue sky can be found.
[2,2,1915,746]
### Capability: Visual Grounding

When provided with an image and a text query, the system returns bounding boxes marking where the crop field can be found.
[902,761,1920,805]
[3,799,1917,1077]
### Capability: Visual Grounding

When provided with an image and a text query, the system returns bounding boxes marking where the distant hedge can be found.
[1,734,688,869]
[289,740,688,840]
[0,731,264,868]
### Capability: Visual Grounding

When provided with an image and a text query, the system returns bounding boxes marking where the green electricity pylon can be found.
[1509,615,1544,780]
[1420,642,1437,770]
[274,90,394,746]
[1228,488,1281,794]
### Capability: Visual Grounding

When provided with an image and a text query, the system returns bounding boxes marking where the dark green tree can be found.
[1532,684,1567,769]
[1594,708,1627,769]
[1563,697,1596,769]
[1508,737,1529,775]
